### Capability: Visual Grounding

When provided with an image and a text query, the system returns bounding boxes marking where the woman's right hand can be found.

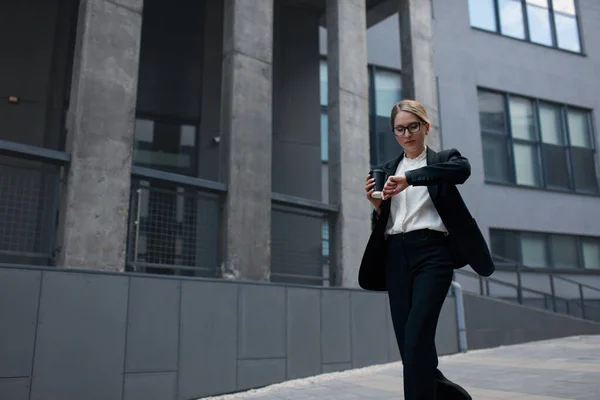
[365,174,382,212]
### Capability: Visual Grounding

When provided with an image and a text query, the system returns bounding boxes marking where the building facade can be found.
[1,0,599,303]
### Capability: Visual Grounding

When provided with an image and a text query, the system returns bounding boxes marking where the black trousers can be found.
[385,229,462,400]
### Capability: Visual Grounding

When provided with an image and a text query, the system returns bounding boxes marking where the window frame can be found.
[478,87,599,195]
[490,228,599,271]
[368,64,403,167]
[469,0,585,55]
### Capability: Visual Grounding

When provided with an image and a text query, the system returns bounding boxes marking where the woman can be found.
[359,100,495,400]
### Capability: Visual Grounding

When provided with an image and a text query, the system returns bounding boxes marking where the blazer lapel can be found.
[383,153,404,176]
[426,147,439,202]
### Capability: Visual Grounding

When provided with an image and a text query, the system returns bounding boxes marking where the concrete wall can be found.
[463,292,600,350]
[0,265,459,400]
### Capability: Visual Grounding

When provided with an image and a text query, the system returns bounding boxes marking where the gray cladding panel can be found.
[322,362,352,374]
[238,284,286,360]
[178,281,237,400]
[126,277,180,373]
[0,377,29,400]
[237,359,286,392]
[463,294,600,350]
[435,298,459,355]
[321,290,351,364]
[286,288,321,379]
[30,272,129,400]
[386,300,401,362]
[124,372,177,400]
[0,269,41,377]
[350,291,389,368]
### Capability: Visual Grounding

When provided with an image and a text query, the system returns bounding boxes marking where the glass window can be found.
[478,91,507,133]
[543,146,571,189]
[490,230,519,264]
[582,238,600,269]
[513,142,541,186]
[553,2,581,52]
[568,109,592,148]
[469,0,498,31]
[520,232,548,267]
[509,97,537,141]
[374,70,402,117]
[499,0,526,39]
[319,60,328,107]
[370,68,402,165]
[539,103,571,189]
[482,135,513,183]
[550,234,580,268]
[467,0,582,53]
[133,119,197,176]
[376,118,401,164]
[526,0,554,46]
[571,148,598,192]
[479,90,597,193]
[539,103,564,145]
[320,111,328,162]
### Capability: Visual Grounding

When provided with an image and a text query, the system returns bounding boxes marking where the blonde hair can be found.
[390,99,430,129]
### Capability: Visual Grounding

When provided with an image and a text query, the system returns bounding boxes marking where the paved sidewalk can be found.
[204,336,600,400]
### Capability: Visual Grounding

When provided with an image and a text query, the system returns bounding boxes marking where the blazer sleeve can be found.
[404,148,471,186]
[371,209,379,231]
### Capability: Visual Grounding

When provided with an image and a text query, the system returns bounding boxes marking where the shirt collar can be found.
[405,146,428,162]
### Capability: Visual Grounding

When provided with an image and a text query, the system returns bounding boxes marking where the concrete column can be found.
[220,0,274,281]
[326,0,371,288]
[399,0,441,150]
[57,0,143,270]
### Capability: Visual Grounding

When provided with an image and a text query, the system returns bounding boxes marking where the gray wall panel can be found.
[350,291,389,368]
[237,359,286,392]
[321,290,351,364]
[464,293,600,350]
[124,372,176,400]
[178,281,237,399]
[126,277,180,373]
[0,269,40,378]
[238,284,286,360]
[386,300,401,362]
[286,288,321,379]
[435,298,459,355]
[322,362,352,374]
[30,272,128,400]
[0,377,29,400]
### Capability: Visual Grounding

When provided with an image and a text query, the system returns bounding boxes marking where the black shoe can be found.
[435,370,472,400]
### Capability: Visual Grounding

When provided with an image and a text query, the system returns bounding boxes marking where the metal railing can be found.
[0,140,70,266]
[128,168,226,277]
[271,193,339,286]
[127,168,339,286]
[455,254,600,322]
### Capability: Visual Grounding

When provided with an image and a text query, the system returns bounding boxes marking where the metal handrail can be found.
[0,139,70,165]
[492,253,600,294]
[456,258,600,321]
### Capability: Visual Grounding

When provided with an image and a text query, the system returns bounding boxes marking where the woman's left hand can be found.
[382,175,408,200]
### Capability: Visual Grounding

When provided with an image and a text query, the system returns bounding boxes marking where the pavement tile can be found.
[201,336,600,400]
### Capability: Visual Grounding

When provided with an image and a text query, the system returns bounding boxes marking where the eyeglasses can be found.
[392,121,427,136]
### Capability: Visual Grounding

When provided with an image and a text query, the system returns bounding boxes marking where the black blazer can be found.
[358,147,495,292]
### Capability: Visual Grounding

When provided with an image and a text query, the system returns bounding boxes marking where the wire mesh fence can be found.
[127,180,221,277]
[0,159,61,265]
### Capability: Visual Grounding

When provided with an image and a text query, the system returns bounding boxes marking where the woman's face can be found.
[393,110,429,156]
